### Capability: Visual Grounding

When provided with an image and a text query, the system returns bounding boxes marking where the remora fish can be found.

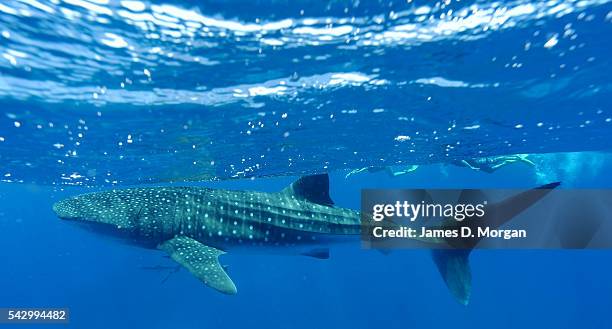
[52,174,558,304]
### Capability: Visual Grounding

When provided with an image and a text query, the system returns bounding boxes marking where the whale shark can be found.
[53,174,558,304]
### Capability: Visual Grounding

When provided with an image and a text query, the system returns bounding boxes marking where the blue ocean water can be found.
[2,154,612,328]
[1,0,612,328]
[1,0,612,184]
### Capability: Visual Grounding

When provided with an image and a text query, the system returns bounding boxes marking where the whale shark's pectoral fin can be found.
[159,236,237,295]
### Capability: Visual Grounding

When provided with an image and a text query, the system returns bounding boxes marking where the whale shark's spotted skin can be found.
[53,175,362,295]
[54,185,360,249]
[53,174,558,303]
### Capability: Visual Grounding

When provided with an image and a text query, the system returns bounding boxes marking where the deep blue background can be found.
[1,154,611,329]
[1,0,611,327]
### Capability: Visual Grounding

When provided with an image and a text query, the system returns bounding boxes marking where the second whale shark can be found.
[53,174,557,304]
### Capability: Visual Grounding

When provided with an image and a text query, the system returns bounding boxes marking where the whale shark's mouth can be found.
[52,198,92,221]
[54,197,145,246]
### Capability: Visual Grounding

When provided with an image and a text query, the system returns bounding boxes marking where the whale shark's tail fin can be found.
[432,249,472,305]
[433,182,560,305]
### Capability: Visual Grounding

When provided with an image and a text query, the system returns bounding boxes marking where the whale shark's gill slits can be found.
[129,205,145,236]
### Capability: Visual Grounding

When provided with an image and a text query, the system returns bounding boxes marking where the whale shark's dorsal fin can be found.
[282,174,334,207]
[159,236,237,295]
